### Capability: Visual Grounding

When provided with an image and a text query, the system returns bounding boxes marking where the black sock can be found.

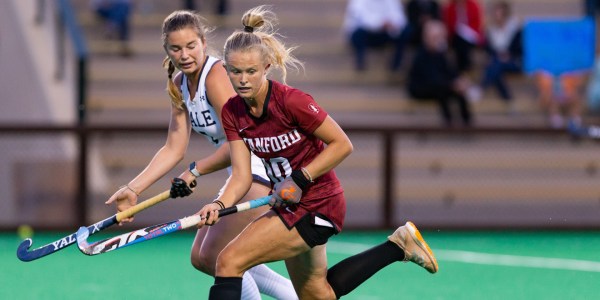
[327,241,404,298]
[209,276,243,300]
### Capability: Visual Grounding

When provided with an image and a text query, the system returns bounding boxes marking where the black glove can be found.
[170,178,197,198]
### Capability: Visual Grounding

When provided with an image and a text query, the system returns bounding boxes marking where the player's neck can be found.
[244,80,269,116]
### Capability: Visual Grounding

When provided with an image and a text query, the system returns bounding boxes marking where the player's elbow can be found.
[341,137,353,159]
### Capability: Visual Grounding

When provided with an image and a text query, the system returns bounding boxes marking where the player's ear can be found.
[265,63,271,73]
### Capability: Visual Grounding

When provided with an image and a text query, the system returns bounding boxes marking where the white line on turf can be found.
[327,241,600,273]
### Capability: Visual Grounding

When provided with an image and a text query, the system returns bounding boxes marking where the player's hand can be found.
[270,177,302,207]
[170,178,197,198]
[105,186,138,224]
[196,202,221,228]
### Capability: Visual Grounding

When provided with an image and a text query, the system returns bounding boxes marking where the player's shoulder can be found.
[223,94,244,111]
[271,80,313,104]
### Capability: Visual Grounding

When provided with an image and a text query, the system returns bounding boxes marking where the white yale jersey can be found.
[181,56,269,183]
[182,56,225,147]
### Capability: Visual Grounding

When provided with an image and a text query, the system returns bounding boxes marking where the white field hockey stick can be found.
[16,184,189,262]
[76,195,271,256]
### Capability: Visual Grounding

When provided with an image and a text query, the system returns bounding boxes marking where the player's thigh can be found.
[200,182,271,265]
[216,210,309,276]
[285,245,336,300]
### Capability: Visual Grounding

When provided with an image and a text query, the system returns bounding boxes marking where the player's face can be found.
[164,27,206,75]
[224,49,270,100]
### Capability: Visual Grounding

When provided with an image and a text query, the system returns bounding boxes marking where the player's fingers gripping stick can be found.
[270,170,312,207]
[170,178,197,198]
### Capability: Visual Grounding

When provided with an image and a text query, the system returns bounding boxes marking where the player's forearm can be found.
[215,173,253,208]
[129,146,184,193]
[192,142,231,176]
[305,136,353,180]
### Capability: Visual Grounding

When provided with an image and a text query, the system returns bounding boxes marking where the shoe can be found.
[388,221,438,273]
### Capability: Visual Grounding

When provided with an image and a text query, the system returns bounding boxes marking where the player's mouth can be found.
[179,61,195,70]
[237,87,252,93]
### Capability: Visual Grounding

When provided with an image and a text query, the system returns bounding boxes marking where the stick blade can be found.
[76,226,93,255]
[16,239,34,261]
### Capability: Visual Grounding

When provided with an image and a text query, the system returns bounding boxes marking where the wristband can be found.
[212,199,225,210]
[189,161,201,177]
[290,170,311,191]
[301,167,314,183]
[119,184,140,196]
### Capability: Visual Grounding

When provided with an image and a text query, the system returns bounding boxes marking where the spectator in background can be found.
[183,0,228,16]
[405,0,441,47]
[479,0,522,110]
[343,0,408,72]
[407,20,474,127]
[534,71,586,128]
[442,0,484,73]
[91,0,132,57]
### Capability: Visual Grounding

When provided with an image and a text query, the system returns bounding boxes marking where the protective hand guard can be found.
[270,170,311,207]
[170,178,197,198]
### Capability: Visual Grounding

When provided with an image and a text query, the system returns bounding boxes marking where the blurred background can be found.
[1,0,599,232]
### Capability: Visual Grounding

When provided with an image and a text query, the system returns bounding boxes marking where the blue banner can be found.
[523,18,595,76]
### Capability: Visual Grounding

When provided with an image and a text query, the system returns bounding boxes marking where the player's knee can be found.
[190,249,215,275]
[214,247,244,277]
[296,281,337,300]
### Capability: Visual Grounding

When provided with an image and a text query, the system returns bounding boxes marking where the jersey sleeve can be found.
[286,90,328,134]
[221,100,242,141]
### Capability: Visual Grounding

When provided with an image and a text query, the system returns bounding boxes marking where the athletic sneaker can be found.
[388,221,439,273]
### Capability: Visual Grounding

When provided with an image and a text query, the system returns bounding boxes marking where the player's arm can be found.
[270,115,352,206]
[213,139,254,207]
[127,72,193,193]
[195,139,253,225]
[183,61,237,178]
[304,116,353,179]
[106,72,192,219]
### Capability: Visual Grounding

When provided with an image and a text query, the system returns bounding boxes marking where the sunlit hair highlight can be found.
[223,5,303,84]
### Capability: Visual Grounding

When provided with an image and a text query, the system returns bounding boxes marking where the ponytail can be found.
[224,5,303,84]
[162,56,185,110]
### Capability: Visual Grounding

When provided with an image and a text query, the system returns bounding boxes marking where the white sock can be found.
[248,264,298,300]
[241,271,261,300]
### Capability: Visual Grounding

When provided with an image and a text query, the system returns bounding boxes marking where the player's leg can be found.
[285,245,337,300]
[326,221,438,298]
[197,181,296,299]
[194,181,271,275]
[247,264,298,300]
[191,181,268,299]
[209,210,310,299]
[240,182,297,300]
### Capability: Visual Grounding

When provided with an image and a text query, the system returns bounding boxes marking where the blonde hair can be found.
[161,10,214,110]
[223,5,303,84]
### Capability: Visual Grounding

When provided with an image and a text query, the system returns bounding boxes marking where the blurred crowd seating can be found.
[69,0,598,129]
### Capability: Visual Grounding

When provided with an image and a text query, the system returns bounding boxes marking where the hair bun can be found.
[244,25,254,33]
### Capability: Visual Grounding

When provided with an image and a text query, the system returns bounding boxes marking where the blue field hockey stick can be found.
[17,189,173,262]
[76,196,271,256]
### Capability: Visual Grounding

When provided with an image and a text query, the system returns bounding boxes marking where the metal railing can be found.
[0,124,569,230]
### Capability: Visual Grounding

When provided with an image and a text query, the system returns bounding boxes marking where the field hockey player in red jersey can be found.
[195,5,439,299]
[104,10,297,300]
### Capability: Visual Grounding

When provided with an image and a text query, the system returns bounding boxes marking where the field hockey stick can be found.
[76,195,271,256]
[17,187,179,262]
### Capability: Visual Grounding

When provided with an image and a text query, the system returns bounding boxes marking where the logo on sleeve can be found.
[308,103,319,114]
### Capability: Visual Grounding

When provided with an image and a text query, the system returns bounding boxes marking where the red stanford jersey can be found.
[222,80,345,231]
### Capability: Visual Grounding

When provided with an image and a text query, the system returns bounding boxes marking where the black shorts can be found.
[294,212,337,248]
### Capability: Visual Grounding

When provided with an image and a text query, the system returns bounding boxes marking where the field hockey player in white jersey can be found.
[104,10,297,300]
